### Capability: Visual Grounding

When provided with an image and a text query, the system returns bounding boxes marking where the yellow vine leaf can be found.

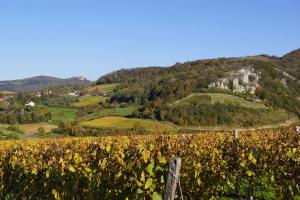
[140,171,145,183]
[46,170,50,178]
[246,170,254,177]
[152,192,162,200]
[31,167,38,175]
[68,165,76,173]
[145,178,153,189]
[143,149,150,163]
[52,189,61,200]
[248,152,257,164]
[106,143,111,153]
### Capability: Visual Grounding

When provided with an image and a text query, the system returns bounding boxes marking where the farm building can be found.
[68,91,80,96]
[0,100,10,110]
[35,91,42,98]
[25,101,36,107]
[94,91,108,97]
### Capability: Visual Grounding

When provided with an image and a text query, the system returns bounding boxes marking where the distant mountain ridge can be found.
[0,76,91,92]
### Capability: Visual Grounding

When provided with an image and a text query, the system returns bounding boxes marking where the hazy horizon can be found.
[1,0,300,81]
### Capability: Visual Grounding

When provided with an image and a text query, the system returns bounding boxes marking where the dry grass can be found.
[72,96,107,107]
[0,123,57,135]
[83,84,119,94]
[81,116,176,132]
[173,93,267,109]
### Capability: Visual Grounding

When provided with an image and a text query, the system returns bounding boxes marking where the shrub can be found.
[37,127,46,134]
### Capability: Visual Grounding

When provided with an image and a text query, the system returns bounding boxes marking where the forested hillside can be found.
[280,48,300,79]
[96,49,300,127]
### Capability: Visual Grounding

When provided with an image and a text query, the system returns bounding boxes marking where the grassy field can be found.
[17,123,57,135]
[45,106,78,121]
[0,128,24,140]
[0,124,60,140]
[0,123,57,136]
[0,91,16,95]
[96,106,136,117]
[82,83,119,94]
[79,106,137,121]
[173,93,267,109]
[72,96,107,107]
[81,116,177,132]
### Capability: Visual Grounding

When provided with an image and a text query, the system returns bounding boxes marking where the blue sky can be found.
[0,0,299,81]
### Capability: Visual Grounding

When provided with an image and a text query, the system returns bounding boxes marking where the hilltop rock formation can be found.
[208,67,260,94]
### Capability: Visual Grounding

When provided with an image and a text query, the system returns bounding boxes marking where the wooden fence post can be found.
[164,157,182,200]
[234,129,238,140]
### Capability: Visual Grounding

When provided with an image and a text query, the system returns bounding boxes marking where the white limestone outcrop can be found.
[208,67,260,94]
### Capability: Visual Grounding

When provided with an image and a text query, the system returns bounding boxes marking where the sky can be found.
[0,0,300,81]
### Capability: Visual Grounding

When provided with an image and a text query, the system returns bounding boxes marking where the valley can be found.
[0,49,299,138]
[0,49,300,200]
[2,2,300,198]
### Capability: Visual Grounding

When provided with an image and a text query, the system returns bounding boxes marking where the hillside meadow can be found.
[0,123,57,135]
[82,83,119,94]
[78,106,137,121]
[81,116,177,132]
[172,93,267,109]
[0,128,24,140]
[43,106,78,121]
[72,96,107,107]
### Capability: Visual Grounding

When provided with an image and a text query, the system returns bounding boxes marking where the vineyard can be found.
[0,128,299,199]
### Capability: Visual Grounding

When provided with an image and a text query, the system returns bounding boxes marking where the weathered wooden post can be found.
[234,129,238,140]
[164,157,182,200]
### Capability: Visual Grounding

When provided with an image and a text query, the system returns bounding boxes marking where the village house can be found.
[0,95,14,100]
[94,91,108,97]
[35,91,42,98]
[68,90,80,97]
[25,101,36,107]
[0,100,10,110]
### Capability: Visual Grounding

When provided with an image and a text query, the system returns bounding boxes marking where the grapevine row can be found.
[0,128,299,199]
